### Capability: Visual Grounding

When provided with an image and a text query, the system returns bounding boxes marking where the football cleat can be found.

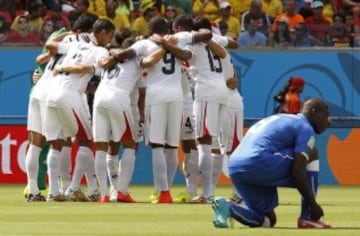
[298,218,331,229]
[98,196,110,203]
[173,192,194,203]
[152,191,172,204]
[212,197,233,228]
[87,190,101,202]
[47,194,66,202]
[189,195,214,204]
[149,192,159,203]
[65,188,88,202]
[27,193,46,202]
[117,192,136,203]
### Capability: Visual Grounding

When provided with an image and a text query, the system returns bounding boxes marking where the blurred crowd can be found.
[0,0,359,47]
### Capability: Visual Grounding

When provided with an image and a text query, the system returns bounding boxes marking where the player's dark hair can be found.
[193,16,212,31]
[148,16,169,35]
[72,14,97,32]
[92,18,115,34]
[114,28,133,46]
[173,14,193,31]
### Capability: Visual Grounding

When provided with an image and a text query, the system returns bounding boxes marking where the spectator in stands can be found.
[305,1,331,46]
[322,0,335,24]
[328,13,352,47]
[241,0,272,38]
[163,5,177,31]
[162,0,192,16]
[269,0,305,45]
[87,0,106,17]
[45,3,71,30]
[104,0,130,31]
[261,0,283,20]
[0,0,16,21]
[238,16,267,47]
[39,19,55,44]
[344,0,360,33]
[11,2,44,35]
[272,16,292,47]
[0,15,10,43]
[69,0,99,22]
[229,0,251,18]
[132,0,157,36]
[116,0,134,19]
[271,0,305,32]
[193,0,220,22]
[6,15,41,44]
[215,1,241,39]
[292,23,320,47]
[298,0,314,19]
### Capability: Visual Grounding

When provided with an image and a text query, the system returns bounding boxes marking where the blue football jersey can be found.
[229,114,315,174]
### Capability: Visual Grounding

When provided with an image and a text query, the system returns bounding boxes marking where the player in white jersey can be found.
[186,17,229,204]
[43,19,115,201]
[210,48,244,203]
[119,16,195,203]
[24,15,99,201]
[92,36,158,203]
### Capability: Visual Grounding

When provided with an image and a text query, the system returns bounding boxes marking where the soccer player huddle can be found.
[25,11,332,230]
[25,13,243,205]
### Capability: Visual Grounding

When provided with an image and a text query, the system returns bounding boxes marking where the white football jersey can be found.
[31,33,94,102]
[189,33,228,103]
[131,39,184,104]
[94,58,142,110]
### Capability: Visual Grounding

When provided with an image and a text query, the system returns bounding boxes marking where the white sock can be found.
[118,148,136,194]
[107,154,120,194]
[95,150,108,197]
[262,216,271,228]
[211,153,223,195]
[152,147,168,191]
[165,148,178,187]
[187,149,199,196]
[85,152,98,196]
[47,149,60,196]
[198,144,212,198]
[25,144,42,195]
[69,146,90,191]
[59,146,71,194]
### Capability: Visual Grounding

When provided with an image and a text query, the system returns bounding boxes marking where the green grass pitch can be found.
[0,185,359,235]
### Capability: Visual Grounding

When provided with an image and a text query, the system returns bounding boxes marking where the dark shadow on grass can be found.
[275,227,360,230]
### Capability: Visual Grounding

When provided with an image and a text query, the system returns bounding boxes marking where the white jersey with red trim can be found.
[94,58,142,110]
[188,33,228,103]
[130,37,189,104]
[46,41,108,108]
[31,33,92,102]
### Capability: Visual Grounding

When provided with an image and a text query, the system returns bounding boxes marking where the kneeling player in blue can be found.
[212,98,332,228]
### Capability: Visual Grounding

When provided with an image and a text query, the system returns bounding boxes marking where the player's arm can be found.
[44,32,73,56]
[152,34,192,61]
[226,73,238,90]
[206,40,227,59]
[292,151,324,220]
[36,51,52,66]
[192,29,212,43]
[140,48,166,68]
[226,38,239,49]
[53,64,95,76]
